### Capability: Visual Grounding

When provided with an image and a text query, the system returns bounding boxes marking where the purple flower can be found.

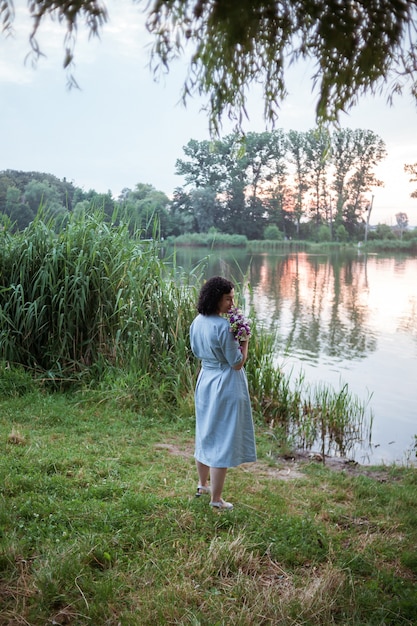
[223,306,251,342]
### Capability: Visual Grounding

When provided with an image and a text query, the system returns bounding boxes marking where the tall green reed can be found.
[0,210,197,391]
[293,382,373,459]
[1,211,133,375]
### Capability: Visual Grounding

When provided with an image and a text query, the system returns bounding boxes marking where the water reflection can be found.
[398,297,417,353]
[169,247,416,366]
[243,252,378,364]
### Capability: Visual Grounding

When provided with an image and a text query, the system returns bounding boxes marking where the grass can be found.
[1,390,416,625]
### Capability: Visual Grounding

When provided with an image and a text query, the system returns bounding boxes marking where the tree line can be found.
[1,128,416,241]
[172,127,390,240]
[0,170,170,238]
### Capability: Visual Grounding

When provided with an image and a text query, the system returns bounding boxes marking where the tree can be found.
[175,133,275,238]
[219,138,248,235]
[317,224,331,242]
[168,188,197,235]
[118,183,171,238]
[331,128,358,229]
[343,130,387,235]
[24,179,63,213]
[238,132,275,238]
[175,140,226,191]
[0,170,81,217]
[244,132,276,206]
[264,224,283,241]
[190,187,219,233]
[173,128,387,239]
[263,129,290,231]
[304,128,331,228]
[404,163,417,198]
[5,186,35,230]
[20,179,68,228]
[373,223,396,240]
[335,224,348,243]
[83,189,115,221]
[2,1,417,129]
[287,130,309,236]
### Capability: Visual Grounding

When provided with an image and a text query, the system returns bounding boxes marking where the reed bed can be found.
[244,316,372,460]
[0,211,197,385]
[167,232,248,247]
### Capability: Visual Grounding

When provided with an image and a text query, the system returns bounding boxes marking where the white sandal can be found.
[195,485,211,497]
[209,499,233,511]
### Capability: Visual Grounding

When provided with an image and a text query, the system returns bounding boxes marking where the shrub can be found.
[263,225,283,241]
[335,224,348,242]
[317,225,331,242]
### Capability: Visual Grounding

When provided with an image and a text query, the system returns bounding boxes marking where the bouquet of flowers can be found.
[224,306,251,343]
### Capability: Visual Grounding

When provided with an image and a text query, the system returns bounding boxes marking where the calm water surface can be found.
[171,247,417,465]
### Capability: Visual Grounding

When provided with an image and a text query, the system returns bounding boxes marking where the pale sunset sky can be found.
[1,0,416,225]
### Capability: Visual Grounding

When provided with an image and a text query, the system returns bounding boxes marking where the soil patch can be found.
[281,450,395,482]
[155,442,396,483]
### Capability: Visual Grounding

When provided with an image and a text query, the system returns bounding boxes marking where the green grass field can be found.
[1,391,416,625]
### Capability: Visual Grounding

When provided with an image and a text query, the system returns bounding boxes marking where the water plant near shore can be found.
[244,316,372,461]
[293,382,373,460]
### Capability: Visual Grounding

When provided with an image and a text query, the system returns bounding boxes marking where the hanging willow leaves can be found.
[1,0,416,127]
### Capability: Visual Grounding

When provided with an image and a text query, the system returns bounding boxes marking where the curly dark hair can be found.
[197,276,234,315]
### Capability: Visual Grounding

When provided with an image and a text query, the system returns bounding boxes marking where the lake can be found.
[169,246,417,466]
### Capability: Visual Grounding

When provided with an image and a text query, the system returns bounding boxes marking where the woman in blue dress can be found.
[189,276,256,510]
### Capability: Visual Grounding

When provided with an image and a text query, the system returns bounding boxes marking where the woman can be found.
[189,276,256,510]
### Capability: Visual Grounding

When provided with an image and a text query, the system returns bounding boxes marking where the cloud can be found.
[1,0,151,85]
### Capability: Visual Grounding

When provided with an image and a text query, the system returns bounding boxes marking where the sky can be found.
[1,0,417,226]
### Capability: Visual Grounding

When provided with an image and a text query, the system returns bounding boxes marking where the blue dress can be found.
[189,314,257,468]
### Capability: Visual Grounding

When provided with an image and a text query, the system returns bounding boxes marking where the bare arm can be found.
[233,341,248,370]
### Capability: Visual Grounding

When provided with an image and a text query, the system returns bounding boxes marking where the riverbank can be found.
[1,391,416,625]
[165,233,417,254]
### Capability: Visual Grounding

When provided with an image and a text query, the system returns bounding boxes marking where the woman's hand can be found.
[233,340,248,370]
